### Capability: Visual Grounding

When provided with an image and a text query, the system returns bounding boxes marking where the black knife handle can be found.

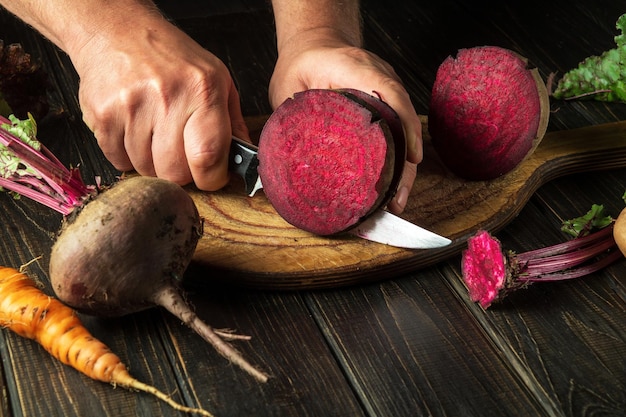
[229,136,260,195]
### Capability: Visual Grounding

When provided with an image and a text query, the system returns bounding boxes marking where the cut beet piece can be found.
[429,46,550,180]
[258,89,402,235]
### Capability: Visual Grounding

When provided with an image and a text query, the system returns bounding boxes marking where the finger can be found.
[85,109,139,173]
[395,106,423,165]
[124,131,157,177]
[79,86,136,172]
[386,161,417,214]
[118,103,159,177]
[94,127,136,173]
[150,118,192,184]
[184,104,231,191]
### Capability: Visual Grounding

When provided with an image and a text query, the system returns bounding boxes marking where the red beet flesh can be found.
[429,46,549,180]
[462,230,508,308]
[258,89,405,235]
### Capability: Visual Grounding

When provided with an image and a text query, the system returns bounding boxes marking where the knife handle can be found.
[229,136,261,196]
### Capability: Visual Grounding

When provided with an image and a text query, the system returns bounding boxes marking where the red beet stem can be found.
[520,249,623,282]
[517,224,617,279]
[515,224,615,262]
[0,114,94,214]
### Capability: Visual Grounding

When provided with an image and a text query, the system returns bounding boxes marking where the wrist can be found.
[63,3,166,73]
[277,26,362,57]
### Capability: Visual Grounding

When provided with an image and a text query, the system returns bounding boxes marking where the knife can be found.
[228,137,451,249]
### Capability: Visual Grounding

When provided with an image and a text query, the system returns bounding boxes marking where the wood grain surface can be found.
[190,116,626,289]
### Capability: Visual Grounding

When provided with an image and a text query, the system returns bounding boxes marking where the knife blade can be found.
[228,137,451,249]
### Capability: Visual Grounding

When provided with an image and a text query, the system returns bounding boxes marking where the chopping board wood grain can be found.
[188,115,626,290]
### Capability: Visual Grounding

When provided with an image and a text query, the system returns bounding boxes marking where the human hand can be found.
[268,29,422,214]
[72,17,248,191]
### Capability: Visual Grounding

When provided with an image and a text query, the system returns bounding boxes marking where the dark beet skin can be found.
[258,89,403,235]
[429,46,549,180]
[49,176,202,317]
[48,176,269,382]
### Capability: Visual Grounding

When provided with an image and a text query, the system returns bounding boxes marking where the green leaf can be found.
[0,113,41,179]
[616,14,626,47]
[553,13,626,103]
[1,113,40,150]
[561,204,614,237]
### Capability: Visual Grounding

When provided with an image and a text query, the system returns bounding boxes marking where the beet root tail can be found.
[154,286,269,383]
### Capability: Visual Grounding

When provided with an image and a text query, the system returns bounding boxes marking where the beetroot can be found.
[429,46,550,180]
[49,176,201,317]
[0,116,268,383]
[258,89,405,235]
[47,176,269,382]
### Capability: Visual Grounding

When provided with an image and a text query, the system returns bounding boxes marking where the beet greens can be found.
[552,14,626,103]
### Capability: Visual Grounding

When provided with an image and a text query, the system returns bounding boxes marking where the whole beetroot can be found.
[0,116,269,383]
[47,176,268,382]
[49,176,202,317]
[258,89,405,235]
[429,46,550,180]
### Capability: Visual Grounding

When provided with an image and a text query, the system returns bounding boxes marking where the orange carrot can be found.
[0,265,214,417]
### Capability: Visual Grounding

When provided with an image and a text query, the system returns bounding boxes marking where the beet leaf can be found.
[552,14,626,103]
[561,204,614,237]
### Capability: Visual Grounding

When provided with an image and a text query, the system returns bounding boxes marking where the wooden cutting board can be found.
[188,116,626,290]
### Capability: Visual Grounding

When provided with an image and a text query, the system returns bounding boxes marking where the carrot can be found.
[0,265,215,417]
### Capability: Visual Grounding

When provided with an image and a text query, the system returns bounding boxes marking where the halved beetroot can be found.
[429,46,550,180]
[258,89,405,235]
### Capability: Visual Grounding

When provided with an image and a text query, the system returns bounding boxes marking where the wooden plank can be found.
[0,267,364,414]
[0,309,210,417]
[176,11,277,117]
[155,0,269,20]
[305,272,554,417]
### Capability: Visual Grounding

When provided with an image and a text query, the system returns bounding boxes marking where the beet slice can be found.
[258,89,403,235]
[429,46,550,180]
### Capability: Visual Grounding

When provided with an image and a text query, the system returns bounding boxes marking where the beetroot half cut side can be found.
[257,89,400,236]
[428,46,550,180]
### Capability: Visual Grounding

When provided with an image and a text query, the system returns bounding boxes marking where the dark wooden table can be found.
[1,1,626,416]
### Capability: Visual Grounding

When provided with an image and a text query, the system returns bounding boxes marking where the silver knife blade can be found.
[228,137,451,249]
[351,210,451,249]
